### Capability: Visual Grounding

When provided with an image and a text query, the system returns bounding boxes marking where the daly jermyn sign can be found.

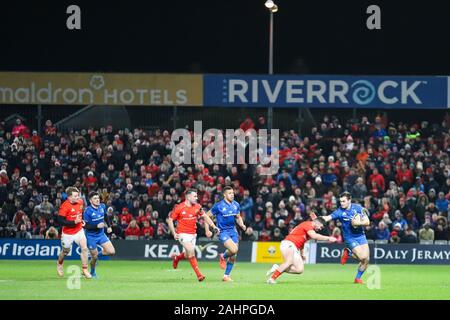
[316,243,450,265]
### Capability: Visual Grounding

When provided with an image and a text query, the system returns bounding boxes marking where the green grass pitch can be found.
[0,260,449,300]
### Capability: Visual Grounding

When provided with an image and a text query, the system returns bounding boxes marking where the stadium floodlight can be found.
[265,0,278,130]
[265,0,278,13]
[264,0,274,9]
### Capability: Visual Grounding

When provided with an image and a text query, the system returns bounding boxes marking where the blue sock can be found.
[223,251,229,259]
[224,261,234,276]
[91,266,96,274]
[355,268,365,279]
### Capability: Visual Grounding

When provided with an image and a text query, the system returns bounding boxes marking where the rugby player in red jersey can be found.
[168,189,219,281]
[266,217,336,284]
[56,187,92,279]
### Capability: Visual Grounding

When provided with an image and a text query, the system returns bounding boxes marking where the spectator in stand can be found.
[381,213,392,230]
[140,220,154,239]
[400,226,418,243]
[11,119,30,139]
[313,176,327,198]
[34,218,47,236]
[272,227,283,241]
[241,226,257,241]
[405,212,420,230]
[419,223,435,241]
[436,192,449,214]
[33,195,55,221]
[372,119,387,139]
[364,222,377,240]
[368,167,385,193]
[431,213,440,229]
[45,226,59,239]
[396,163,414,187]
[31,130,42,150]
[255,116,267,132]
[44,119,57,136]
[393,211,408,230]
[17,223,32,239]
[351,177,367,201]
[390,222,404,240]
[321,167,337,187]
[239,116,255,133]
[119,208,133,224]
[415,193,429,225]
[375,221,390,241]
[369,180,383,199]
[124,220,140,238]
[240,190,254,222]
[426,202,439,216]
[382,164,396,188]
[304,181,316,201]
[434,217,448,241]
[110,216,123,240]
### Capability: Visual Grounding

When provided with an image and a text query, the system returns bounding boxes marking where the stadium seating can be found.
[0,114,449,243]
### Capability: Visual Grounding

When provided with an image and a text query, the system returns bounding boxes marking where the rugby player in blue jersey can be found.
[83,191,116,278]
[205,186,246,282]
[322,191,370,284]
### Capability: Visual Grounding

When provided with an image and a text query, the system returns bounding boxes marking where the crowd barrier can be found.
[1,239,449,265]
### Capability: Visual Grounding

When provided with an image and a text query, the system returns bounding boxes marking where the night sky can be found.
[0,0,449,75]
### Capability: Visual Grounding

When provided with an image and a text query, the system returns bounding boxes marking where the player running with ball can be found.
[168,189,220,281]
[205,186,247,282]
[322,191,370,284]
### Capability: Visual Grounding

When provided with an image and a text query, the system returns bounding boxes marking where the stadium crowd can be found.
[0,114,449,244]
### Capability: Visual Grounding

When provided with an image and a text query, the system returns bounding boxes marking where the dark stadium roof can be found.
[0,0,449,75]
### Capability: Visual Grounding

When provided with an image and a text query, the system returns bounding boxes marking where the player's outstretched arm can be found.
[322,208,342,223]
[307,230,336,242]
[203,213,219,237]
[235,214,247,231]
[104,210,113,233]
[204,220,211,238]
[167,217,178,240]
[57,215,79,226]
[321,215,333,223]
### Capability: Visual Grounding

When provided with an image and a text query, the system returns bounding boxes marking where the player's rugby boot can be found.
[57,262,64,277]
[197,274,206,282]
[171,253,180,269]
[219,253,227,270]
[222,275,233,282]
[266,264,279,277]
[340,248,350,265]
[82,268,92,279]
